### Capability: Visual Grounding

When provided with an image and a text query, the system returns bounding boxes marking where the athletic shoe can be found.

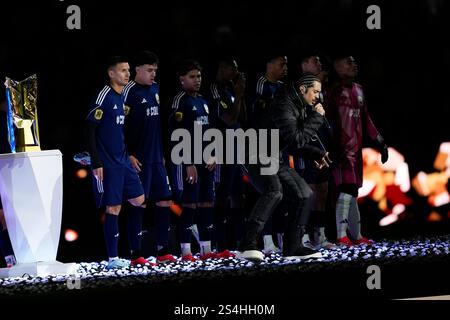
[157,254,177,263]
[106,258,130,270]
[200,252,218,260]
[284,247,322,260]
[236,250,264,262]
[215,250,235,259]
[181,254,198,262]
[336,236,354,247]
[353,237,374,245]
[131,257,154,267]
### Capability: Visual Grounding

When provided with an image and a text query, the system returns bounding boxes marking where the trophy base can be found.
[0,261,78,278]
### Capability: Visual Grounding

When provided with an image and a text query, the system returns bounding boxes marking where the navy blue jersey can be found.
[250,76,284,128]
[255,76,284,104]
[169,91,210,164]
[208,82,239,130]
[86,85,127,168]
[123,80,164,164]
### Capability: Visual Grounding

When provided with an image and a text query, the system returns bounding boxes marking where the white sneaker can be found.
[236,250,264,262]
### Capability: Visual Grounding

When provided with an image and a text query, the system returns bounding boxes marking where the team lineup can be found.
[0,50,388,269]
[79,49,389,269]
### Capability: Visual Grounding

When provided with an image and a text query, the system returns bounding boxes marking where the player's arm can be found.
[223,73,246,126]
[362,94,388,163]
[85,121,103,180]
[85,105,104,180]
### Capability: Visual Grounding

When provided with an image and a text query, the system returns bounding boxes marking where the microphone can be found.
[316,93,331,129]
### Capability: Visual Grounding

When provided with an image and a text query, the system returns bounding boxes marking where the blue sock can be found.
[104,213,119,258]
[0,229,14,257]
[155,205,170,248]
[127,205,145,259]
[197,207,214,242]
[180,207,195,243]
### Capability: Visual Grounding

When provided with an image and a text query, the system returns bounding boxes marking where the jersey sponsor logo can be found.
[204,104,209,114]
[116,115,125,124]
[142,98,147,104]
[175,112,183,122]
[349,109,361,118]
[113,104,118,110]
[124,105,130,116]
[147,106,159,116]
[94,109,103,120]
[155,93,160,104]
[357,95,364,106]
[220,100,228,109]
[195,115,209,125]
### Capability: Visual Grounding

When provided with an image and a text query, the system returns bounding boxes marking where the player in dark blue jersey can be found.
[251,54,288,254]
[169,60,217,262]
[251,55,287,128]
[207,58,246,257]
[122,51,176,263]
[0,93,17,268]
[85,56,146,269]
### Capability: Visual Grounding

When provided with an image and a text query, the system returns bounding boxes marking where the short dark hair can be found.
[217,57,238,69]
[134,50,159,67]
[106,55,128,70]
[177,59,202,77]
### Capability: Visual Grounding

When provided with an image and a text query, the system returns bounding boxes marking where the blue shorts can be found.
[92,162,144,207]
[172,164,215,204]
[139,162,172,202]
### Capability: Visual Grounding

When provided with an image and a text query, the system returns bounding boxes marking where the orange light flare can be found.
[64,229,79,242]
[76,168,88,179]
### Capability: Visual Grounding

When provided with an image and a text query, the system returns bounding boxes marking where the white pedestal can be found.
[0,150,78,278]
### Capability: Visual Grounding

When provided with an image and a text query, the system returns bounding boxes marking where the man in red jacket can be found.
[327,55,389,246]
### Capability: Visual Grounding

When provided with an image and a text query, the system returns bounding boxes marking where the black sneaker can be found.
[284,247,322,260]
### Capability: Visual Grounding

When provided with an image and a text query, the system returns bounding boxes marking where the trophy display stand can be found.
[0,150,78,278]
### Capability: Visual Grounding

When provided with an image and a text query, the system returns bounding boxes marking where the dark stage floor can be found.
[1,235,449,305]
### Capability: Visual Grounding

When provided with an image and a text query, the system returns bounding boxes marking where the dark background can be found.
[1,0,449,262]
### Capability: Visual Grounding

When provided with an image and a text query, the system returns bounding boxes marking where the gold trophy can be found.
[5,74,40,152]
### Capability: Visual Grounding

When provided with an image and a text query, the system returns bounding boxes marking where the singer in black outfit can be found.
[238,74,331,261]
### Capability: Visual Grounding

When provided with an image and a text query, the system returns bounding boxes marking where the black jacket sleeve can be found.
[85,121,103,169]
[272,95,324,153]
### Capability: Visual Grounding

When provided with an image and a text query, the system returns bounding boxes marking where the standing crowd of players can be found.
[0,50,389,269]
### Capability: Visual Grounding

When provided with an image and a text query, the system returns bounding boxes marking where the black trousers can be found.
[239,162,312,254]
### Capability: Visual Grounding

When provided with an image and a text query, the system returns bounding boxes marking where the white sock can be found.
[336,193,352,238]
[301,233,310,245]
[199,241,212,255]
[180,243,192,256]
[263,235,276,250]
[314,227,326,243]
[348,197,362,240]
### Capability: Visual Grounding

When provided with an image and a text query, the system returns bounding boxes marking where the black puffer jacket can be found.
[256,85,326,161]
